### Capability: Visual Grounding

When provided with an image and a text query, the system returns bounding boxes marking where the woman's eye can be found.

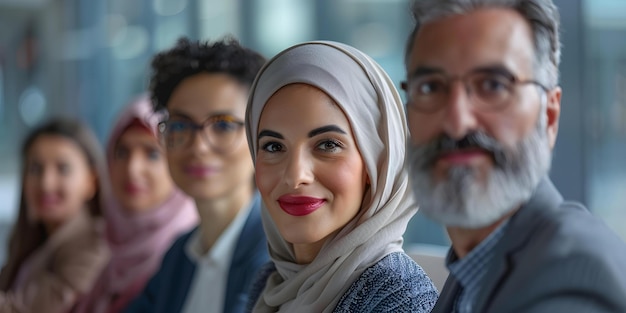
[316,140,342,152]
[212,120,240,133]
[147,149,161,160]
[114,147,128,160]
[168,121,191,132]
[58,163,71,175]
[27,163,43,176]
[261,142,283,153]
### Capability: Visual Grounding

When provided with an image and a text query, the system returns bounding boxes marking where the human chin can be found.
[409,128,552,229]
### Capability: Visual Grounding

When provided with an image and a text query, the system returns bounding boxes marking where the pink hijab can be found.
[75,95,198,313]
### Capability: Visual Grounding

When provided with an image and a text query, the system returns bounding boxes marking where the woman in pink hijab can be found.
[76,95,198,313]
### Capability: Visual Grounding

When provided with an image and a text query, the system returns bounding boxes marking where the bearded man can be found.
[403,0,626,312]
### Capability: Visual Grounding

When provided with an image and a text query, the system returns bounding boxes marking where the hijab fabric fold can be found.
[76,95,197,313]
[245,41,417,312]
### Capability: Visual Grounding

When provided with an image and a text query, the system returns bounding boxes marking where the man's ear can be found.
[545,86,561,149]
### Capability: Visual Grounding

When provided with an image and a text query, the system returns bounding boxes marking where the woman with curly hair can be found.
[124,37,268,313]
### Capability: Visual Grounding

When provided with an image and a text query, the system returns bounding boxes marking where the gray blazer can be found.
[432,178,626,313]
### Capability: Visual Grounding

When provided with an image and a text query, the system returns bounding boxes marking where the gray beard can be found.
[408,126,552,229]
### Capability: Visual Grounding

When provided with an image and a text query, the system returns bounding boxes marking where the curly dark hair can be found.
[149,36,266,112]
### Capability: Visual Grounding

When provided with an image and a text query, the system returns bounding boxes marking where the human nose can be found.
[441,80,478,139]
[40,167,56,191]
[189,127,212,154]
[127,152,143,178]
[283,148,314,189]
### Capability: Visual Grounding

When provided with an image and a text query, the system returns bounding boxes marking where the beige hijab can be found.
[246,41,416,312]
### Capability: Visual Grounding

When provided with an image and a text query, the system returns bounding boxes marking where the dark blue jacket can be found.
[124,194,268,313]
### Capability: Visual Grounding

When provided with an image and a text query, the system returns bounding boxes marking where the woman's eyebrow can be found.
[258,129,283,140]
[167,110,193,120]
[308,125,346,138]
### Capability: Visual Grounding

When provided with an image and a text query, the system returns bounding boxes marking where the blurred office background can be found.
[0,0,624,263]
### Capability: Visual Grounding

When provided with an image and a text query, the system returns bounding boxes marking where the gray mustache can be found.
[412,132,508,170]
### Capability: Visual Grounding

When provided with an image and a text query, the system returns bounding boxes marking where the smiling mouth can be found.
[124,183,144,194]
[277,195,326,216]
[38,195,61,209]
[184,166,219,178]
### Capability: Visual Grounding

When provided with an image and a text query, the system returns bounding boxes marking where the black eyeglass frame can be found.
[157,114,245,153]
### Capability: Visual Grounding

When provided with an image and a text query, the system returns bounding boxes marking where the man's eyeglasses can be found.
[401,67,550,113]
[158,114,245,153]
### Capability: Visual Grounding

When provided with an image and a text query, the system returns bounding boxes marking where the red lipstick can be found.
[277,195,325,216]
[124,183,143,195]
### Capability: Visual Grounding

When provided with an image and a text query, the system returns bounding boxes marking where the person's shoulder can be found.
[531,200,626,260]
[49,216,110,293]
[364,252,438,294]
[335,252,438,313]
[168,227,197,251]
[59,215,108,256]
[364,252,430,281]
[155,227,197,268]
[251,261,275,286]
[507,201,626,307]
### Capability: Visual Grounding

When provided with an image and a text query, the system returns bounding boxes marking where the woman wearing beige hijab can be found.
[245,41,438,312]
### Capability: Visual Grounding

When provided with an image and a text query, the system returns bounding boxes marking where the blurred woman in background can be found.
[75,95,197,313]
[124,37,268,313]
[0,117,110,313]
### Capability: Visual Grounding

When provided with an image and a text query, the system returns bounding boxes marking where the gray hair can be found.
[405,0,561,88]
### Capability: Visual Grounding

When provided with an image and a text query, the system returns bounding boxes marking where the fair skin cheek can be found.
[406,8,545,183]
[255,84,368,264]
[110,126,174,213]
[24,135,97,234]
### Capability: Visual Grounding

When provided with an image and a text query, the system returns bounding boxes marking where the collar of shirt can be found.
[446,219,510,312]
[185,198,254,267]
